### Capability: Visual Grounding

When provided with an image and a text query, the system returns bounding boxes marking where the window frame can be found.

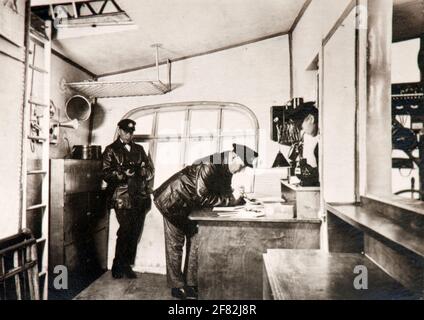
[117,101,259,167]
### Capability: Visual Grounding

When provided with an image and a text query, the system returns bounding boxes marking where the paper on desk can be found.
[212,207,239,212]
[213,205,266,218]
[257,196,286,203]
[237,210,265,218]
[215,209,266,218]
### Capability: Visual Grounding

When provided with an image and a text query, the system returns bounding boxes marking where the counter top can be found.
[281,180,320,192]
[263,249,416,300]
[189,208,322,224]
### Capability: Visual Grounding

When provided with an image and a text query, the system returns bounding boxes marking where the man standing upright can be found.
[102,119,155,279]
[153,144,258,299]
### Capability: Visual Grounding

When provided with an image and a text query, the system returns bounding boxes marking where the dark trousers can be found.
[163,218,199,288]
[113,204,149,269]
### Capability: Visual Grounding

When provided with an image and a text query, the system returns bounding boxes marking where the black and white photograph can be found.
[0,0,423,306]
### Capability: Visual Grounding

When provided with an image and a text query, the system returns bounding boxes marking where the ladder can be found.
[20,18,52,300]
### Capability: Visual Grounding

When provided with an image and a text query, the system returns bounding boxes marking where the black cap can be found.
[232,144,258,168]
[118,119,136,133]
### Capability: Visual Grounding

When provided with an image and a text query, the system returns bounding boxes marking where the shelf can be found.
[326,203,424,258]
[65,79,171,98]
[66,45,172,98]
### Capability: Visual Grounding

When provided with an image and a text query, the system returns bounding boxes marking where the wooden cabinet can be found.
[281,180,320,219]
[190,209,321,300]
[49,160,109,299]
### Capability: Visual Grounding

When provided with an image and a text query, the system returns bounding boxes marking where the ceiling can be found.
[33,0,308,77]
[32,0,423,77]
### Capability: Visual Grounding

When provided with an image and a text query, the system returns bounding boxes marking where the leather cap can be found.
[118,119,136,132]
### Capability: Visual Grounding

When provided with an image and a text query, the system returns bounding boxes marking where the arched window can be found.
[120,101,259,187]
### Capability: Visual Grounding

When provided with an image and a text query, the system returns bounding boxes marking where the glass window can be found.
[134,141,150,154]
[391,39,420,84]
[222,109,255,136]
[134,114,154,135]
[221,135,256,152]
[154,141,184,187]
[124,102,258,168]
[185,138,218,165]
[157,111,185,136]
[189,110,219,136]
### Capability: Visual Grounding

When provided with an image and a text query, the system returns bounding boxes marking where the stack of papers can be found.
[212,195,293,218]
[212,205,265,218]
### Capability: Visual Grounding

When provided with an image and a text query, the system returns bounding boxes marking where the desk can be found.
[189,208,321,300]
[263,249,417,300]
[281,180,320,219]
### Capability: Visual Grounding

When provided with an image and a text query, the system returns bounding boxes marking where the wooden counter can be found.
[189,208,321,300]
[263,249,417,300]
[326,201,424,296]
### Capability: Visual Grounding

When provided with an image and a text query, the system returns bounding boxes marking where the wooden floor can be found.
[75,272,177,300]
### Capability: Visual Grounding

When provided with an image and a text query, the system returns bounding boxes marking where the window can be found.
[391,38,423,200]
[122,102,259,181]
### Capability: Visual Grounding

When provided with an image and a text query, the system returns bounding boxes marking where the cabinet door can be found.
[64,160,103,193]
[87,191,109,233]
[63,193,90,246]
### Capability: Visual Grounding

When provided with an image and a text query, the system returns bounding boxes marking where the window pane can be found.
[221,135,256,152]
[134,141,150,154]
[185,138,218,165]
[189,110,219,136]
[154,141,184,187]
[157,111,185,136]
[134,114,154,135]
[392,39,421,83]
[222,109,255,135]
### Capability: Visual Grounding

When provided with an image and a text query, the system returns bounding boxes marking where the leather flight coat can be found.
[153,152,236,224]
[102,139,154,210]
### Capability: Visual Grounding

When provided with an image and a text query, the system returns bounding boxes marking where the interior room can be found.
[0,0,423,300]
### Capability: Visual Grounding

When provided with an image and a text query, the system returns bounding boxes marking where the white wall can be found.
[292,0,353,100]
[322,9,357,203]
[0,54,25,239]
[0,1,26,239]
[0,46,93,240]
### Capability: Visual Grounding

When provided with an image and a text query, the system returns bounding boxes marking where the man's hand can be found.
[232,188,246,206]
[116,171,124,181]
[125,169,135,177]
[139,162,147,176]
[233,197,246,206]
[115,169,135,180]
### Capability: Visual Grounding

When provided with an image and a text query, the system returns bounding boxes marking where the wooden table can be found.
[263,249,417,300]
[281,180,320,219]
[189,208,321,300]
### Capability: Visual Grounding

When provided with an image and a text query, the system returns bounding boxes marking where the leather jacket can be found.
[102,139,154,209]
[153,152,236,223]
